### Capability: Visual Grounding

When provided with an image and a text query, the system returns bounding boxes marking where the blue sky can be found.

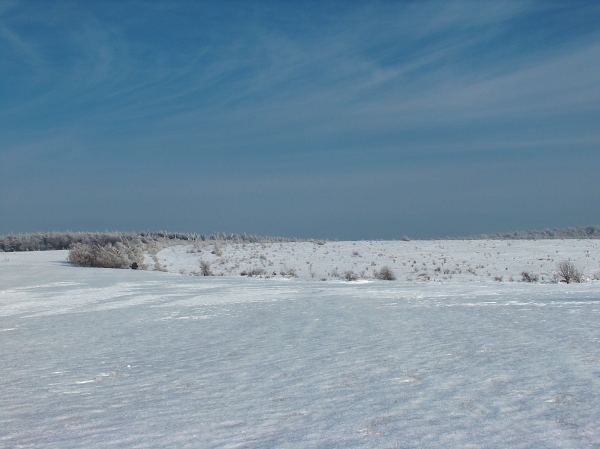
[1,1,599,239]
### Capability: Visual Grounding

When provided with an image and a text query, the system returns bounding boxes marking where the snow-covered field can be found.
[146,239,600,283]
[2,240,600,448]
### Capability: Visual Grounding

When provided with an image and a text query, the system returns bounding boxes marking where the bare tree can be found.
[556,261,583,284]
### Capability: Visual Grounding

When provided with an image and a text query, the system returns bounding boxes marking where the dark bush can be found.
[375,266,396,280]
[521,271,538,283]
[241,267,266,277]
[344,270,358,281]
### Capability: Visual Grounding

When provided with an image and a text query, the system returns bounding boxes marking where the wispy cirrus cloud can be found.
[3,1,598,142]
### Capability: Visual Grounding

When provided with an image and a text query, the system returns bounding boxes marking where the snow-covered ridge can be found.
[147,239,600,283]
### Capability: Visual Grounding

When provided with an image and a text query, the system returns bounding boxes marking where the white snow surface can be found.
[2,241,600,448]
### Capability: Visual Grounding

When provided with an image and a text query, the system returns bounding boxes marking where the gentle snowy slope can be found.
[2,244,600,448]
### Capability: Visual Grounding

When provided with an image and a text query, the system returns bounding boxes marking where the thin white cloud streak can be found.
[130,5,600,153]
[144,39,600,157]
[0,23,43,68]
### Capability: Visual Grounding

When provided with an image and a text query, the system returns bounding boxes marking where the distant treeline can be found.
[0,231,299,253]
[447,225,600,240]
[2,226,599,253]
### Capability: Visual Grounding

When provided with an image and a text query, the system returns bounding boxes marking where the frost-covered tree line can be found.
[448,225,600,240]
[0,231,299,253]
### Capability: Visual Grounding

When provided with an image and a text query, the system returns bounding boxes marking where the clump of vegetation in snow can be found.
[344,270,358,281]
[211,243,223,257]
[374,266,396,280]
[280,267,297,278]
[199,260,213,276]
[68,241,144,269]
[521,271,539,283]
[241,267,266,277]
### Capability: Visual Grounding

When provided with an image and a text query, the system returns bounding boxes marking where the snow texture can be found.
[2,241,600,448]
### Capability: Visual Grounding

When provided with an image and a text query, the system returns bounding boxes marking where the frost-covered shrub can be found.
[211,243,223,257]
[375,266,396,280]
[200,260,212,276]
[68,241,144,269]
[555,261,583,284]
[521,271,538,283]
